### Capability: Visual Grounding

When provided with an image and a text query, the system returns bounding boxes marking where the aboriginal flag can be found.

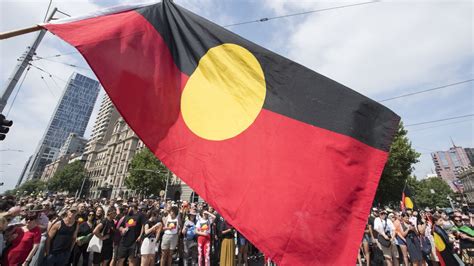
[43,1,399,264]
[434,226,461,266]
[402,185,416,210]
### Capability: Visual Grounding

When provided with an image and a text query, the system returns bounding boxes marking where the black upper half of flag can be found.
[136,0,400,152]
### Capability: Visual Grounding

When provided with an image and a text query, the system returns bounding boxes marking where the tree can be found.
[413,177,453,208]
[48,161,87,194]
[125,148,168,197]
[9,179,46,196]
[373,122,420,206]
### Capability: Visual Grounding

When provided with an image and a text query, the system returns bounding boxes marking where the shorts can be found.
[141,237,158,255]
[93,244,113,264]
[117,243,138,259]
[161,233,178,250]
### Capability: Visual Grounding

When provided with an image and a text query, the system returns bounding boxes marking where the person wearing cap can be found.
[182,209,198,266]
[2,212,41,265]
[45,206,79,265]
[374,210,397,266]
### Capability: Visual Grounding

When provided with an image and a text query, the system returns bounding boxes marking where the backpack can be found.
[185,223,196,240]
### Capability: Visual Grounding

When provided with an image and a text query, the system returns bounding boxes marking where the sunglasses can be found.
[88,213,95,216]
[454,219,462,222]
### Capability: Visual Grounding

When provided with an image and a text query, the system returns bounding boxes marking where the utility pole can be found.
[0,8,58,112]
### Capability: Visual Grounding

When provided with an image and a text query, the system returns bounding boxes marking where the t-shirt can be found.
[196,218,210,238]
[120,214,144,247]
[164,216,179,235]
[374,217,395,236]
[3,226,41,265]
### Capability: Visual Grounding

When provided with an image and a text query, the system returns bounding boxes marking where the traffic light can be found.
[0,114,13,141]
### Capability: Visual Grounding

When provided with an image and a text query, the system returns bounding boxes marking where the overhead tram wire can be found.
[379,79,474,102]
[223,0,380,27]
[28,63,96,94]
[405,114,474,127]
[409,118,473,133]
[33,55,92,71]
[32,51,80,60]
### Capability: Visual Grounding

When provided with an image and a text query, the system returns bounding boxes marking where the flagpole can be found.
[0,25,42,40]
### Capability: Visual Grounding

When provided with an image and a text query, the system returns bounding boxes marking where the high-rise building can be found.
[431,144,471,190]
[25,72,99,180]
[57,133,88,158]
[16,156,32,188]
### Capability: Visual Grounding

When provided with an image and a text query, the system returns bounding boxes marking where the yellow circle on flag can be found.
[433,232,445,251]
[404,197,414,209]
[181,43,266,141]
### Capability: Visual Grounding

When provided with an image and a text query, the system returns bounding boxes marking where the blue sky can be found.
[0,0,473,193]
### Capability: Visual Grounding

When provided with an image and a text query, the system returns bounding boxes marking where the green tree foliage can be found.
[373,123,420,206]
[408,176,453,208]
[125,148,168,197]
[5,179,46,196]
[48,161,87,194]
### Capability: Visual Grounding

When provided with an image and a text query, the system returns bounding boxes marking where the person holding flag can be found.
[433,214,462,266]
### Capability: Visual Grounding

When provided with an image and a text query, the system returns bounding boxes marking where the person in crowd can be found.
[45,206,79,266]
[95,206,105,222]
[219,218,235,266]
[73,210,95,266]
[195,209,215,266]
[359,217,372,266]
[0,216,7,257]
[141,209,162,266]
[93,207,116,266]
[374,210,396,266]
[394,212,411,266]
[182,209,198,266]
[2,211,41,265]
[117,203,144,266]
[111,205,128,266]
[30,201,52,266]
[161,206,180,266]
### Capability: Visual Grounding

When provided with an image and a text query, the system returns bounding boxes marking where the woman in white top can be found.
[160,206,179,266]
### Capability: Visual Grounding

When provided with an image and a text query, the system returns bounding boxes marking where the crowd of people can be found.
[0,194,268,266]
[359,207,474,266]
[1,193,473,266]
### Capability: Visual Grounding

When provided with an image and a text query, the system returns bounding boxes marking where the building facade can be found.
[25,73,99,181]
[459,167,474,207]
[432,144,471,190]
[40,153,83,182]
[465,148,474,166]
[87,117,145,199]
